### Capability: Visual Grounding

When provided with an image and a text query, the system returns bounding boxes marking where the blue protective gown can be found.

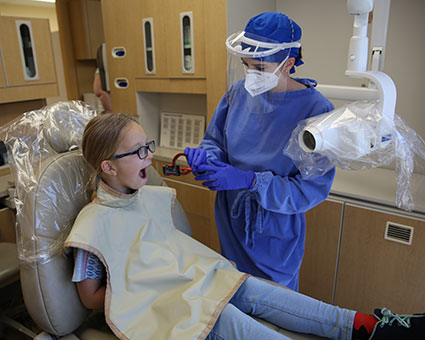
[200,78,335,290]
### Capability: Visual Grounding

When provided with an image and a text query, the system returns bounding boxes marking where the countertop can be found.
[155,148,425,216]
[331,167,425,215]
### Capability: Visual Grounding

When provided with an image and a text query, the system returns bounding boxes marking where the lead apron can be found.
[65,182,248,340]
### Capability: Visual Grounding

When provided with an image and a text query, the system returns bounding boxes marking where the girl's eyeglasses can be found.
[112,140,155,160]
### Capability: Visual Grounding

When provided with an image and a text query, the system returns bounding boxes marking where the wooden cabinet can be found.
[300,199,343,304]
[300,198,425,314]
[152,159,220,253]
[100,0,138,114]
[0,65,5,89]
[101,0,212,109]
[0,207,16,243]
[334,204,425,314]
[134,0,205,79]
[68,0,104,60]
[0,16,58,103]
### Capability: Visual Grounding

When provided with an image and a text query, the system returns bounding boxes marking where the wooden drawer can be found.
[0,207,16,243]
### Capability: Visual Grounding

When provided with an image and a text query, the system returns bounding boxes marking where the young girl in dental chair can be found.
[65,113,424,340]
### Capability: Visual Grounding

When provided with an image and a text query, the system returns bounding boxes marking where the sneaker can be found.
[369,307,425,340]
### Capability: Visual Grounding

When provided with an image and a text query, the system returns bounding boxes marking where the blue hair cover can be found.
[243,12,303,73]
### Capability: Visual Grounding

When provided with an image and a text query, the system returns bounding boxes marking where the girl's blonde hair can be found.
[82,112,140,176]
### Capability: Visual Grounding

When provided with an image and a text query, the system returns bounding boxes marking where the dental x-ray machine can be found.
[285,0,425,211]
[299,0,395,157]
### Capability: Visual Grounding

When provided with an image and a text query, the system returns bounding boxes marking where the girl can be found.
[65,113,423,340]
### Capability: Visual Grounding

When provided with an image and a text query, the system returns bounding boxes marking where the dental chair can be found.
[1,101,323,340]
[0,242,38,339]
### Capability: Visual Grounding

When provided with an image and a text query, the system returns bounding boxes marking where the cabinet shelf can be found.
[135,78,206,94]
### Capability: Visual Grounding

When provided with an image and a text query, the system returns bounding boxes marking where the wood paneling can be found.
[300,200,343,304]
[134,78,206,94]
[0,207,16,243]
[0,17,56,87]
[0,99,45,126]
[0,84,57,105]
[101,0,137,114]
[164,177,220,253]
[163,0,206,78]
[204,0,226,122]
[335,204,425,314]
[0,64,5,88]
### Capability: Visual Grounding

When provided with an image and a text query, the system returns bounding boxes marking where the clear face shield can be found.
[225,31,301,114]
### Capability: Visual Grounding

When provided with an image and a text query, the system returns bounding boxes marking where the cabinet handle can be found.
[112,47,126,58]
[114,78,129,89]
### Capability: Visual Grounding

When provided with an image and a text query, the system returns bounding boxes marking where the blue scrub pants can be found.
[206,277,356,340]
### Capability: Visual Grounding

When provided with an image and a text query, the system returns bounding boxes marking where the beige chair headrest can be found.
[42,101,97,153]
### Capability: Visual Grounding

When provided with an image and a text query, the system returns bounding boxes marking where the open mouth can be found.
[140,168,147,179]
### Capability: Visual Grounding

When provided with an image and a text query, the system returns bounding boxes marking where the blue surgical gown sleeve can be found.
[252,167,335,215]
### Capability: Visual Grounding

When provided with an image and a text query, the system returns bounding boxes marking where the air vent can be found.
[384,222,413,245]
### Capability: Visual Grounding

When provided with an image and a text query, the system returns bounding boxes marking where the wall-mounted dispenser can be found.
[180,12,194,74]
[114,78,129,89]
[15,20,39,81]
[112,47,126,58]
[142,18,156,74]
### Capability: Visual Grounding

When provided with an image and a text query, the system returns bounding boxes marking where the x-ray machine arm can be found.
[316,0,396,121]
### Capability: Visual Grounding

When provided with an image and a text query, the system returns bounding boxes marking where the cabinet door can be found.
[0,207,16,243]
[299,199,343,304]
[135,0,205,79]
[0,17,56,86]
[164,0,205,78]
[0,64,5,88]
[68,0,104,60]
[334,204,425,314]
[163,178,220,253]
[134,0,168,78]
[152,159,220,253]
[101,0,138,114]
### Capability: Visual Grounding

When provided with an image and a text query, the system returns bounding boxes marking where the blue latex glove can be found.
[184,147,207,171]
[195,160,255,191]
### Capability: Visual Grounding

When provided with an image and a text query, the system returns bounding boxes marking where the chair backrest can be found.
[1,101,98,335]
[20,151,94,335]
[1,101,191,336]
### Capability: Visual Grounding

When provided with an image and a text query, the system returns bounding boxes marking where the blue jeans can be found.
[206,277,356,340]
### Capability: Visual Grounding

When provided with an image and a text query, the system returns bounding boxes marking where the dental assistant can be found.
[185,12,335,290]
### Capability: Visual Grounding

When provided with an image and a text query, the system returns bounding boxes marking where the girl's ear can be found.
[100,160,116,176]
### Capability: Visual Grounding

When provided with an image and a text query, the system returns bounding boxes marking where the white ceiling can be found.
[0,0,55,8]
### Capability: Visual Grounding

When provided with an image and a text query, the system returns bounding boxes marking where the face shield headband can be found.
[226,31,301,60]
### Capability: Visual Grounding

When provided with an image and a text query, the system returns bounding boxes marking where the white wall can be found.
[275,0,425,141]
[226,0,275,35]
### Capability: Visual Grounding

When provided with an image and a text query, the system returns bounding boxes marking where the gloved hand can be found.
[184,147,207,171]
[195,160,255,191]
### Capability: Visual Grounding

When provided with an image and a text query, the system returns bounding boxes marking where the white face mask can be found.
[244,58,287,97]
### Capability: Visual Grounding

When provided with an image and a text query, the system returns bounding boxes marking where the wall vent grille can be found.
[384,222,413,245]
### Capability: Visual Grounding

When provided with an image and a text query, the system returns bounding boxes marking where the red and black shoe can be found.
[368,308,425,340]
